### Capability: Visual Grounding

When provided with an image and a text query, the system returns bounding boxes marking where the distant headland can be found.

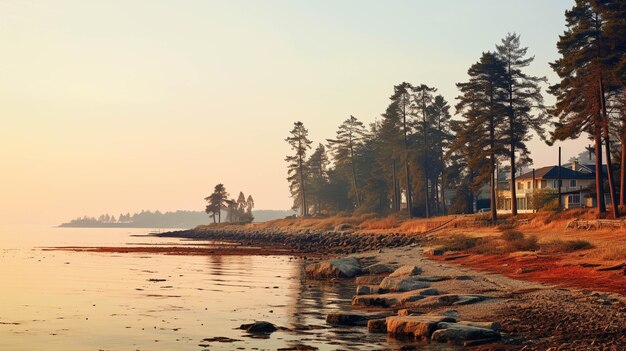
[59,209,295,228]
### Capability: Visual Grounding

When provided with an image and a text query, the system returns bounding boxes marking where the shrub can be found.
[542,239,594,253]
[500,229,524,241]
[504,234,539,252]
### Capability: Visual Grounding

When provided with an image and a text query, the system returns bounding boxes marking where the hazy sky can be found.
[1,0,587,225]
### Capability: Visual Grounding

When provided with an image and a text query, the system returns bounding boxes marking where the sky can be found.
[0,0,587,225]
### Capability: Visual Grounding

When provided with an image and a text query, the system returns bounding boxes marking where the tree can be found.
[378,91,405,212]
[428,95,453,215]
[550,0,624,217]
[237,192,247,212]
[306,143,330,214]
[495,33,548,215]
[327,115,367,208]
[246,195,254,214]
[412,84,438,218]
[387,83,415,218]
[285,121,313,216]
[205,183,228,223]
[455,52,509,223]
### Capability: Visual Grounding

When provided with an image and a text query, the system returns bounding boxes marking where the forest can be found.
[285,1,626,222]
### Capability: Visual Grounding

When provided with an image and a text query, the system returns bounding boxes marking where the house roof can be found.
[517,166,595,180]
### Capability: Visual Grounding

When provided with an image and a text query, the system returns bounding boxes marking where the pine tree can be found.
[378,92,405,212]
[495,33,548,215]
[388,82,415,217]
[246,195,255,214]
[412,84,438,218]
[456,52,509,223]
[285,121,313,216]
[205,183,228,223]
[306,143,330,214]
[327,115,367,208]
[550,0,623,217]
[428,95,453,214]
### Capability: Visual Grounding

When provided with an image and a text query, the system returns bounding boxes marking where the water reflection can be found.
[0,225,460,351]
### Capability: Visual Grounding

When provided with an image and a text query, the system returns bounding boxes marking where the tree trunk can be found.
[489,120,497,224]
[594,126,606,214]
[350,142,361,207]
[599,77,618,218]
[299,160,307,217]
[392,160,398,211]
[403,109,413,218]
[441,173,447,215]
[619,134,626,206]
[422,103,430,219]
[509,116,517,216]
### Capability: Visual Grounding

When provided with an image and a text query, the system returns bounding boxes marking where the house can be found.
[496,162,600,213]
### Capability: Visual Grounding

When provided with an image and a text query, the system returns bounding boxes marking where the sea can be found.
[0,224,458,351]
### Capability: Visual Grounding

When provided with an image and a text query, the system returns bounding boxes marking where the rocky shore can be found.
[157,225,626,350]
[156,225,419,255]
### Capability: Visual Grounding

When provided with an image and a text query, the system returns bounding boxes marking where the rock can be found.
[305,257,361,278]
[397,309,421,316]
[386,315,456,339]
[379,276,431,292]
[388,265,422,277]
[427,248,445,256]
[334,223,354,231]
[456,321,501,331]
[355,275,385,285]
[431,322,500,343]
[404,294,487,308]
[597,263,626,271]
[356,285,380,295]
[365,263,395,274]
[352,289,439,307]
[326,311,391,326]
[367,318,387,333]
[239,321,277,334]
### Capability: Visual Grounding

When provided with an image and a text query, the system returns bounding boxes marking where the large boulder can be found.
[326,311,392,326]
[404,294,487,308]
[431,322,500,343]
[388,265,422,277]
[352,289,439,307]
[305,257,362,278]
[365,263,396,275]
[356,285,381,295]
[367,318,387,333]
[386,315,456,339]
[379,276,431,292]
[355,275,385,285]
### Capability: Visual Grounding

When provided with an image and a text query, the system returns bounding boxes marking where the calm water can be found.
[1,225,402,351]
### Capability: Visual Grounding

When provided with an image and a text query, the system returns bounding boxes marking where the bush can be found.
[501,229,524,241]
[542,239,594,253]
[504,234,539,252]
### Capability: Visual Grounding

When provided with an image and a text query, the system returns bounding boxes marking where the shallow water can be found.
[0,225,458,350]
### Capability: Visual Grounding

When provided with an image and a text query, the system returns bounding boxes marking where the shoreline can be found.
[47,223,626,349]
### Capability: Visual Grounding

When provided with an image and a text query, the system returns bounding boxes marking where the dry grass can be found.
[359,215,401,230]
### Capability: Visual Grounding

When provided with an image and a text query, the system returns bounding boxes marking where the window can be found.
[570,179,577,187]
[568,194,581,204]
[517,182,523,190]
[527,181,531,189]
